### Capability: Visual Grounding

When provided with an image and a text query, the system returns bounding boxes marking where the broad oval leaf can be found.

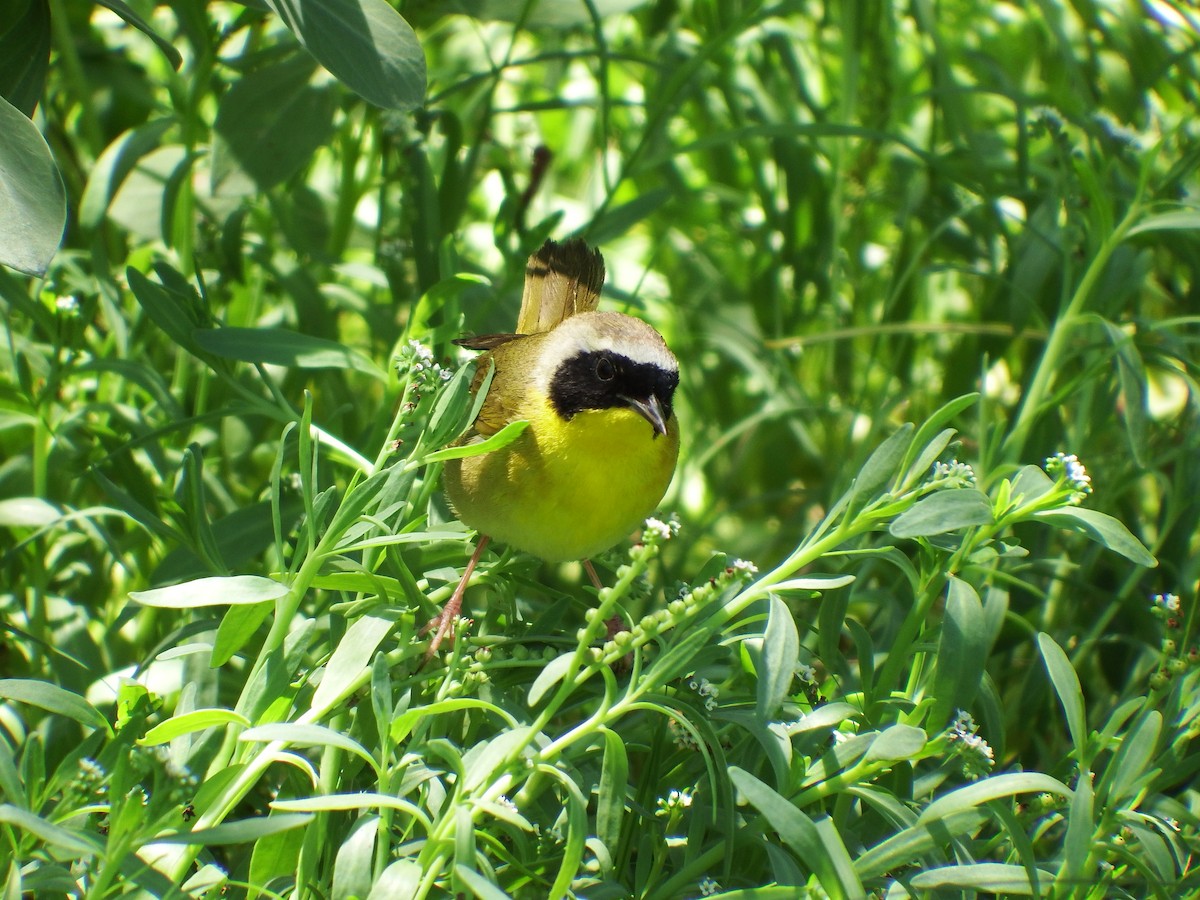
[0,94,65,276]
[130,575,289,608]
[264,0,426,110]
[864,724,927,763]
[890,489,994,538]
[1032,507,1156,567]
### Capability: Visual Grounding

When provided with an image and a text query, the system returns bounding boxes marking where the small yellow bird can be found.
[428,239,680,655]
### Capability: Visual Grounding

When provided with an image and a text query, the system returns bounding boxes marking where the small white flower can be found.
[730,558,758,575]
[931,459,976,486]
[797,663,817,683]
[1045,452,1093,504]
[55,295,79,314]
[698,875,722,896]
[655,788,694,815]
[1154,592,1181,613]
[643,515,680,542]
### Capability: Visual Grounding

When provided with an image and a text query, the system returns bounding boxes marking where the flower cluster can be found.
[655,788,694,816]
[1044,452,1092,504]
[948,710,995,780]
[931,459,977,487]
[698,876,722,896]
[395,339,453,388]
[643,514,682,544]
[1149,591,1195,689]
[687,675,721,711]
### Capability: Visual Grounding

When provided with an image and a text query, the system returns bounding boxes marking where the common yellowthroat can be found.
[427,239,680,655]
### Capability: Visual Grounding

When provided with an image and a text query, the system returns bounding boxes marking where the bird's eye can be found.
[595,357,616,381]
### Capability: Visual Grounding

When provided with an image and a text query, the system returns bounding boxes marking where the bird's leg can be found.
[424,535,490,661]
[582,558,603,590]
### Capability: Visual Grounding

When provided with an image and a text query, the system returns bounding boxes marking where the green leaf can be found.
[126,265,207,354]
[455,865,511,900]
[457,0,651,27]
[730,767,865,900]
[0,679,110,734]
[149,812,312,845]
[271,793,427,824]
[757,595,800,721]
[1038,632,1088,760]
[528,653,574,706]
[390,698,517,743]
[212,53,337,194]
[0,93,65,276]
[1032,507,1157,567]
[910,863,1054,894]
[586,188,672,244]
[310,614,395,712]
[0,497,60,528]
[850,423,913,501]
[900,427,958,491]
[366,861,423,900]
[928,577,987,729]
[1127,206,1200,236]
[1108,711,1161,805]
[140,708,251,745]
[263,0,426,110]
[855,809,990,880]
[193,327,386,379]
[897,393,979,488]
[79,119,175,228]
[95,0,182,68]
[1099,318,1148,467]
[544,769,588,900]
[918,772,1072,824]
[0,0,50,116]
[332,816,377,900]
[462,728,534,792]
[890,489,994,538]
[1062,760,1094,884]
[0,804,103,857]
[130,575,289,609]
[417,420,531,465]
[863,724,927,763]
[248,817,305,900]
[596,728,629,857]
[211,601,273,667]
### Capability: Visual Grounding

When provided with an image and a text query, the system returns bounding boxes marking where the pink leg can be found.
[424,535,490,661]
[583,558,603,590]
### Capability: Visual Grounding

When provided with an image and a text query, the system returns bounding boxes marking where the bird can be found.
[426,238,680,657]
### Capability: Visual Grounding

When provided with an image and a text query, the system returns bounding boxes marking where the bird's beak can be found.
[623,394,670,438]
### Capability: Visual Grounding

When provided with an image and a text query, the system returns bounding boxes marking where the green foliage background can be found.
[2,0,1199,897]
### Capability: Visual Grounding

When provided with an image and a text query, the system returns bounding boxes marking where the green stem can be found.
[1003,197,1144,460]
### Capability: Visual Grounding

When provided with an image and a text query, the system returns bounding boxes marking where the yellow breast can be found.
[444,395,679,562]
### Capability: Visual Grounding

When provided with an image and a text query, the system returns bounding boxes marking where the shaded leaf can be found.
[211,53,337,194]
[193,327,386,378]
[264,0,426,110]
[890,489,993,538]
[1033,506,1156,567]
[0,94,65,276]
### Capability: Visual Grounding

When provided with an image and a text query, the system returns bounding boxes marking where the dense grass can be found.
[2,0,1199,897]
